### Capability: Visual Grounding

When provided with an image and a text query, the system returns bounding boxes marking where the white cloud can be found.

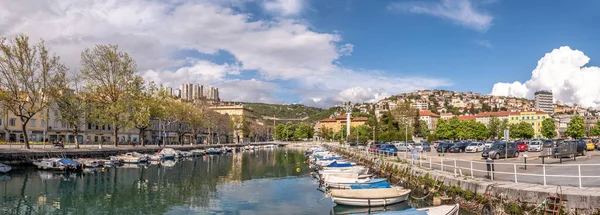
[263,0,304,16]
[217,79,281,103]
[389,0,493,32]
[0,0,342,80]
[491,46,600,109]
[139,60,241,88]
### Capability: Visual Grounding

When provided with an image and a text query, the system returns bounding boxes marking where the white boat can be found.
[416,204,460,215]
[320,173,373,182]
[147,154,165,161]
[190,149,206,156]
[320,168,368,175]
[330,187,411,207]
[33,158,81,171]
[110,152,148,163]
[0,163,12,173]
[76,158,105,168]
[323,176,374,189]
[159,148,179,159]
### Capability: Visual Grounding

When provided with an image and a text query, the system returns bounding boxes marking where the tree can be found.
[541,118,557,139]
[0,34,67,149]
[80,44,137,147]
[294,124,313,140]
[487,116,501,139]
[275,124,285,140]
[500,119,509,133]
[565,115,586,139]
[54,78,87,149]
[434,119,452,140]
[590,121,600,137]
[448,117,460,140]
[413,110,422,137]
[419,120,429,137]
[516,122,534,139]
[508,123,519,139]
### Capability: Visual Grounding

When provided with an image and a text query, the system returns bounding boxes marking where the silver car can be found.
[394,142,410,152]
[528,141,542,152]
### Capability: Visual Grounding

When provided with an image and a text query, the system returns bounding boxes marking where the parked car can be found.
[484,141,494,149]
[377,144,398,155]
[411,142,424,151]
[436,142,454,153]
[481,142,519,159]
[421,142,432,152]
[394,142,411,152]
[584,139,595,151]
[369,142,385,152]
[527,140,542,152]
[553,140,586,157]
[449,142,469,153]
[516,141,528,152]
[593,138,600,150]
[465,142,485,152]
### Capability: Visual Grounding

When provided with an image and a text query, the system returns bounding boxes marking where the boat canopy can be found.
[59,159,81,166]
[349,180,391,189]
[327,161,353,168]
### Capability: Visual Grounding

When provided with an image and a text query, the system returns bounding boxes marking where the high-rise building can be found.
[534,90,553,115]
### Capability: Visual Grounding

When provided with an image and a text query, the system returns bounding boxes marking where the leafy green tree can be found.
[55,83,87,149]
[508,123,519,139]
[419,120,429,137]
[472,121,488,140]
[500,119,509,134]
[80,44,137,147]
[590,121,600,137]
[448,116,460,140]
[434,119,451,140]
[413,110,422,137]
[565,115,586,139]
[487,116,501,139]
[275,124,285,140]
[0,34,67,149]
[294,123,313,140]
[541,118,557,139]
[517,121,535,139]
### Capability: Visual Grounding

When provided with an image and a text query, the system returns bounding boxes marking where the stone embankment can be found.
[333,146,600,215]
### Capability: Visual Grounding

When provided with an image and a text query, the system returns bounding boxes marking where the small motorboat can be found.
[330,187,411,207]
[159,148,178,159]
[148,154,165,161]
[110,152,148,163]
[326,178,387,189]
[364,204,460,215]
[190,149,206,156]
[76,158,105,168]
[0,163,12,173]
[206,148,222,155]
[33,158,81,171]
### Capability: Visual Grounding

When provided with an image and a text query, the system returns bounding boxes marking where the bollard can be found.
[523,154,528,170]
[486,158,494,180]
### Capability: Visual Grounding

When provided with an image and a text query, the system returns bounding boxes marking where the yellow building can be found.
[317,114,368,133]
[508,111,550,138]
[1,107,45,142]
[209,104,259,144]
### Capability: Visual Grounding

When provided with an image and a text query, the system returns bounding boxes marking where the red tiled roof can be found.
[508,111,548,115]
[354,117,368,121]
[336,114,350,119]
[476,111,510,117]
[457,115,477,121]
[440,113,454,116]
[320,118,336,122]
[419,110,440,117]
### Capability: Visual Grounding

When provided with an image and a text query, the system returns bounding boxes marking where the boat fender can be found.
[296,168,300,172]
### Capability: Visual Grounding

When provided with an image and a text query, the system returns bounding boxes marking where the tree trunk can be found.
[74,128,80,149]
[208,128,212,144]
[217,132,221,144]
[113,125,119,147]
[21,119,30,149]
[139,127,145,147]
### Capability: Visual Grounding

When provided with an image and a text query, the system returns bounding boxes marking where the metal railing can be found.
[342,146,600,188]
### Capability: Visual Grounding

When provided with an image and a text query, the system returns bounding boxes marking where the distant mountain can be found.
[242,103,340,124]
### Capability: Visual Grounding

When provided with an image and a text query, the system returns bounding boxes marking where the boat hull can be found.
[332,195,408,207]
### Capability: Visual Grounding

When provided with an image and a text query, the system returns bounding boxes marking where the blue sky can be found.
[2,0,600,108]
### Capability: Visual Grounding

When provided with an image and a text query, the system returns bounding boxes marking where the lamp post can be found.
[345,101,352,143]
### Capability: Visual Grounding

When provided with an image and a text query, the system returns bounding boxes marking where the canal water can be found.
[0,148,446,215]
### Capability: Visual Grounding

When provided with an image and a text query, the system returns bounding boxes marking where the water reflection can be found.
[0,149,315,215]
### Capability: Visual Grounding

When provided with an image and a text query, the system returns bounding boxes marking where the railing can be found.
[341,146,600,188]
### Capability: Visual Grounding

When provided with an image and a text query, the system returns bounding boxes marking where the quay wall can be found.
[0,142,285,164]
[333,147,600,215]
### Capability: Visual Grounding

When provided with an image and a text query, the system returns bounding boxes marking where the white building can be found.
[534,90,553,115]
[411,101,429,110]
[419,110,439,132]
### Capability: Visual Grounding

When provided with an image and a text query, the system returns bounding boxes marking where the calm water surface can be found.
[0,148,458,215]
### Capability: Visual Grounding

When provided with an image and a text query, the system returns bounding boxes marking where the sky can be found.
[1,0,599,108]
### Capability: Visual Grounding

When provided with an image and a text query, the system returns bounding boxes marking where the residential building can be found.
[317,114,368,133]
[440,113,454,120]
[419,110,439,132]
[475,111,510,126]
[457,115,476,121]
[534,90,553,115]
[411,101,429,110]
[210,104,259,144]
[508,111,550,138]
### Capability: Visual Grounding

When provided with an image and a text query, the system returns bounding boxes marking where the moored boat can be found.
[110,152,148,163]
[363,204,460,215]
[0,163,12,173]
[159,148,178,159]
[330,187,411,207]
[206,148,222,155]
[33,158,81,171]
[76,158,105,168]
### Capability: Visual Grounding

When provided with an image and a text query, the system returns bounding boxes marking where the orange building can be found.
[317,114,368,133]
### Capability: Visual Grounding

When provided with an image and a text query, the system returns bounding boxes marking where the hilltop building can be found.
[534,90,553,115]
[178,83,220,103]
[508,111,550,138]
[317,114,368,133]
[419,110,439,132]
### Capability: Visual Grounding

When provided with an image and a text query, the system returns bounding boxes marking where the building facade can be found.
[410,101,429,110]
[475,111,510,126]
[508,111,550,138]
[210,104,258,144]
[419,110,439,132]
[534,90,553,115]
[317,114,368,133]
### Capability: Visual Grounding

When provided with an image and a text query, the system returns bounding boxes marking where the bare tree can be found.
[80,44,137,147]
[0,34,67,149]
[54,76,87,149]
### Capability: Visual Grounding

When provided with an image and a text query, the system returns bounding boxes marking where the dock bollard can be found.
[523,154,528,170]
[486,158,494,180]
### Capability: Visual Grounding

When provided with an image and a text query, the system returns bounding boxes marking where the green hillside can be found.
[242,103,340,124]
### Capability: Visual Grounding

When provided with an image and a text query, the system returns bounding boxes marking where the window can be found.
[538,116,540,119]
[41,120,45,127]
[538,122,540,126]
[543,116,546,119]
[88,123,92,130]
[30,119,36,127]
[521,116,524,120]
[9,118,16,126]
[526,116,530,120]
[0,118,2,126]
[531,123,534,126]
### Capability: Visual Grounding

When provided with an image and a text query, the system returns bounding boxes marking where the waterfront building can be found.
[210,104,259,144]
[317,114,368,133]
[1,107,44,143]
[508,111,550,138]
[419,110,439,132]
[534,90,554,115]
